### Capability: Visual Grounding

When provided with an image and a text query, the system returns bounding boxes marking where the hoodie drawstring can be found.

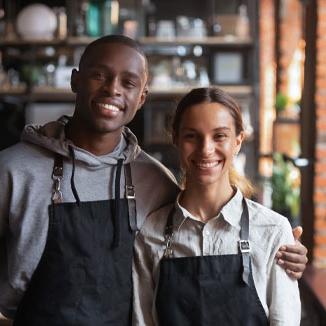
[113,158,123,248]
[68,145,81,205]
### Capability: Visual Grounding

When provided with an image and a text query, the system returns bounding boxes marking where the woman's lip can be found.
[193,160,222,168]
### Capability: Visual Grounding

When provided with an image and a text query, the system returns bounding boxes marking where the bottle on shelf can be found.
[235,4,250,39]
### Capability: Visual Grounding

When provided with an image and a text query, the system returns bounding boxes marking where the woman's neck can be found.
[179,181,235,222]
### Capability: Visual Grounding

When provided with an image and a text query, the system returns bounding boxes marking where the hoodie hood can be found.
[21,117,141,169]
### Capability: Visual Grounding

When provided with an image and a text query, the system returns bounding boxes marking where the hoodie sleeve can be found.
[0,157,19,319]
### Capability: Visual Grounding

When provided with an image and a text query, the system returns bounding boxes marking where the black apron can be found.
[156,199,269,326]
[14,152,137,326]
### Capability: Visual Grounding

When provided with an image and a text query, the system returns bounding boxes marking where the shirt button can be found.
[205,230,210,236]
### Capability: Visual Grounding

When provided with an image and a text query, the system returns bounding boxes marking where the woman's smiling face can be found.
[176,102,244,187]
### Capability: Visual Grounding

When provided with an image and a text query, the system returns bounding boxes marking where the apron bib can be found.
[156,199,268,326]
[14,155,137,326]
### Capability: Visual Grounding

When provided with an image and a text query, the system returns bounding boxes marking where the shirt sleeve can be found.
[132,231,157,326]
[267,220,301,326]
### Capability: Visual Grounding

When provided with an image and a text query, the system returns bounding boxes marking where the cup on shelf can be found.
[156,20,176,39]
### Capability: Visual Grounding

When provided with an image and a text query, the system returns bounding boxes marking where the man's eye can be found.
[91,72,105,80]
[184,133,196,139]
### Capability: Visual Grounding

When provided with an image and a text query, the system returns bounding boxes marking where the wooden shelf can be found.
[0,38,65,46]
[0,36,96,47]
[139,36,253,46]
[0,85,253,102]
[0,86,27,96]
[149,85,253,97]
[1,36,253,47]
[274,117,300,124]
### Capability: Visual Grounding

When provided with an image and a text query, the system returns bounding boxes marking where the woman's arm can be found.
[276,226,308,279]
[132,232,157,326]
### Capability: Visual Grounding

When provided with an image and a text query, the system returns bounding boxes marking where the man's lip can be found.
[96,103,121,112]
[93,99,124,111]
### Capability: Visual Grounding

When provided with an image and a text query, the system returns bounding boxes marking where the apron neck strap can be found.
[52,154,64,204]
[125,163,138,232]
[239,198,251,285]
[163,207,176,258]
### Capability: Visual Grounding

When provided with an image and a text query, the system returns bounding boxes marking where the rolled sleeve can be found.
[268,221,301,325]
[132,232,157,326]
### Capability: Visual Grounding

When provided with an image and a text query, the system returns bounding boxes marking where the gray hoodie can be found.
[0,118,179,318]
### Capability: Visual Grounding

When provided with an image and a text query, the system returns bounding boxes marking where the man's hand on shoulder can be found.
[276,226,308,279]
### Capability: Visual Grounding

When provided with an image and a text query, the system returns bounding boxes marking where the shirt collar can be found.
[175,188,244,226]
[220,188,244,227]
[176,192,208,222]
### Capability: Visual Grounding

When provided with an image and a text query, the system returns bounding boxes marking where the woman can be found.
[133,87,301,325]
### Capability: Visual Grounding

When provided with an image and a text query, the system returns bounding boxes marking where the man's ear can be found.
[137,85,149,110]
[172,131,177,146]
[70,68,79,94]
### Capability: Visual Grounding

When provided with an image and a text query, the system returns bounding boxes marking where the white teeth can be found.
[98,103,120,112]
[196,161,220,168]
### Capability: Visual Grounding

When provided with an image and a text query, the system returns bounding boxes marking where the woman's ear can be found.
[70,68,79,94]
[235,131,245,154]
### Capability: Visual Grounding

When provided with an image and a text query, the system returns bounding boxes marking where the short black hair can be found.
[79,34,148,75]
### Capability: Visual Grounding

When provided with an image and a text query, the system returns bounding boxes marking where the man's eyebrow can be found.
[122,71,142,80]
[84,65,141,79]
[85,64,109,70]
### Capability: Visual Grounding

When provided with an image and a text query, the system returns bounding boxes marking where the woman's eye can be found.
[123,80,137,88]
[215,134,227,141]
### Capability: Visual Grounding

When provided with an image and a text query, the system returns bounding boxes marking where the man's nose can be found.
[102,77,122,96]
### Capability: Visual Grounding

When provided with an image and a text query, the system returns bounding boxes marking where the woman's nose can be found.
[201,138,215,155]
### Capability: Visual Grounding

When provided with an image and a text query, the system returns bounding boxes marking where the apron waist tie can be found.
[113,158,124,248]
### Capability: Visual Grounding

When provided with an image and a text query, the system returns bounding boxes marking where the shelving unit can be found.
[0,0,260,181]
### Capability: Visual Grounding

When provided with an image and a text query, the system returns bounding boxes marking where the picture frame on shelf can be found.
[213,52,243,84]
[143,101,175,146]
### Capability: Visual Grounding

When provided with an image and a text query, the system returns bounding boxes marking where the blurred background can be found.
[0,0,325,324]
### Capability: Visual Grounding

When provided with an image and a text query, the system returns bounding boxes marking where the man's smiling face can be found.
[71,42,148,136]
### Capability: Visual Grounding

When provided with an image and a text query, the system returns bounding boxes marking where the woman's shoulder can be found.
[245,198,292,230]
[245,198,295,253]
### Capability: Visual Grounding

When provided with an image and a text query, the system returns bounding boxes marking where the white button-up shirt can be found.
[132,189,301,326]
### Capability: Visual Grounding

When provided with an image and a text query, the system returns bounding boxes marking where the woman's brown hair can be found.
[172,87,254,197]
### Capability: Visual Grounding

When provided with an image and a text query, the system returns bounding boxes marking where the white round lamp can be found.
[16,4,57,40]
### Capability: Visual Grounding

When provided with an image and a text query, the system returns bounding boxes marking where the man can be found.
[0,35,307,325]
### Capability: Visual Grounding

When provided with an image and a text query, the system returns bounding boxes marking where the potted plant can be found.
[275,92,289,115]
[271,153,300,227]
